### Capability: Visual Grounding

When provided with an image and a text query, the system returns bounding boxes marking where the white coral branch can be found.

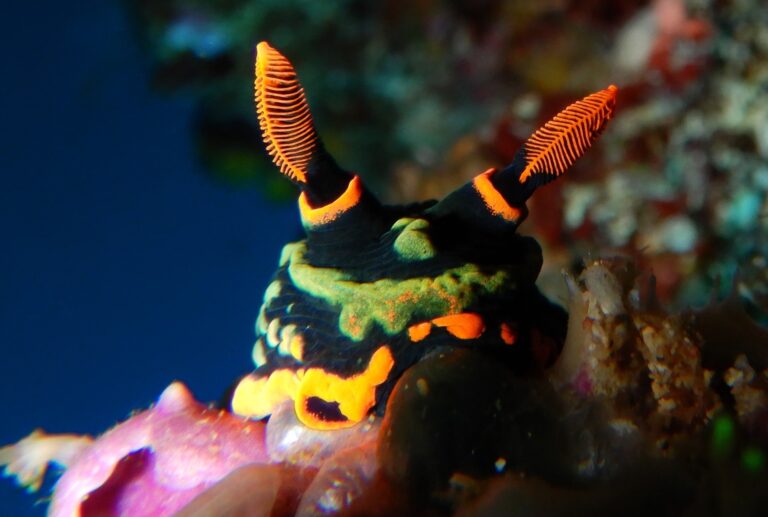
[0,430,93,492]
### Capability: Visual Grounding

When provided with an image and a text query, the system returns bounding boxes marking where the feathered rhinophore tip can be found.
[255,41,318,185]
[519,85,618,184]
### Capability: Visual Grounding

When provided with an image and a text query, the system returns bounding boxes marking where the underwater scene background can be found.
[0,2,296,515]
[2,0,768,515]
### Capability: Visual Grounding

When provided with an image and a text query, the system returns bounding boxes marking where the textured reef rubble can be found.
[452,257,768,516]
[375,256,768,516]
[264,258,768,515]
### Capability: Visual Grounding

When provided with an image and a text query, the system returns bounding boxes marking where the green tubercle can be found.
[279,242,304,267]
[256,280,282,334]
[391,217,415,231]
[284,242,512,341]
[252,338,267,367]
[392,218,436,261]
[264,280,282,304]
[256,305,268,334]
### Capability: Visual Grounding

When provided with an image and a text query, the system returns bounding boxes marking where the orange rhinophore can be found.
[255,41,318,184]
[518,85,618,184]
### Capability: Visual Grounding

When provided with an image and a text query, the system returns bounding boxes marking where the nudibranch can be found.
[232,41,618,430]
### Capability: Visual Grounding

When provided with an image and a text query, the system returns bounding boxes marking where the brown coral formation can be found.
[724,354,768,432]
[551,258,720,450]
[436,257,768,515]
[635,312,715,430]
[362,257,768,514]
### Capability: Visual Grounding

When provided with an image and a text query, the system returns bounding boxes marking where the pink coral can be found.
[2,382,268,517]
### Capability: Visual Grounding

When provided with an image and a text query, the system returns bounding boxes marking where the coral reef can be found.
[551,258,721,450]
[8,257,768,515]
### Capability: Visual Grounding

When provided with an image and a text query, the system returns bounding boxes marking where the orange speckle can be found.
[345,313,363,338]
[472,168,524,222]
[299,175,363,226]
[500,323,517,345]
[408,322,433,342]
[432,313,485,340]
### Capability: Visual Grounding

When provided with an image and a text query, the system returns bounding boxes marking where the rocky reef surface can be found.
[238,257,768,516]
[5,257,767,515]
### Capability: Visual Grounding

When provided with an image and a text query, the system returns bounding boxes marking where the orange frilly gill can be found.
[0,42,616,516]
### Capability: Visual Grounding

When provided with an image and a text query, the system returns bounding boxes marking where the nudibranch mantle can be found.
[233,41,617,431]
[283,239,515,341]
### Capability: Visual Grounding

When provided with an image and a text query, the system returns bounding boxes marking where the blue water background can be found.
[0,2,296,515]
